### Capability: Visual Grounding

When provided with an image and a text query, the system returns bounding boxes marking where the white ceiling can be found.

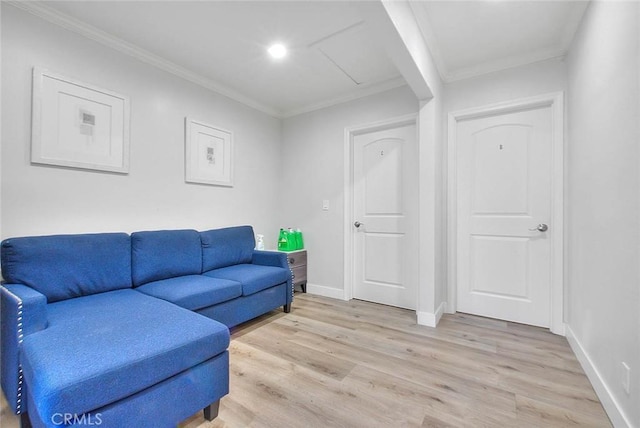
[14,1,589,117]
[21,1,404,117]
[411,0,589,82]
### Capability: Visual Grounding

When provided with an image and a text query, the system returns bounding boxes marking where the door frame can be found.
[447,92,565,335]
[343,113,418,302]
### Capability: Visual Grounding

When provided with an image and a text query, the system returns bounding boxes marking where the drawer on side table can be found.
[284,249,307,293]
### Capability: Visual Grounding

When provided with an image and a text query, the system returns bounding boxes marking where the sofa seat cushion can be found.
[136,275,242,311]
[203,264,290,296]
[20,289,229,422]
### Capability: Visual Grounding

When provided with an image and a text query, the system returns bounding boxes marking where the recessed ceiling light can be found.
[268,43,287,59]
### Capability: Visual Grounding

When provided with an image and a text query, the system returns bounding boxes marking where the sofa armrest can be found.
[1,284,48,415]
[252,251,293,304]
[252,250,287,269]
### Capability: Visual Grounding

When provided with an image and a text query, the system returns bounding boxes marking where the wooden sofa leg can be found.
[20,412,32,428]
[283,303,291,313]
[204,401,220,421]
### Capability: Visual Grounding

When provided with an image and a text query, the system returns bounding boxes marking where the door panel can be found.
[364,232,403,286]
[472,125,530,214]
[470,235,529,299]
[364,139,403,215]
[353,124,417,310]
[457,107,552,327]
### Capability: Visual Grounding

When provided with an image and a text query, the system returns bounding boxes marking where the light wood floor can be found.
[2,294,611,427]
[183,294,611,427]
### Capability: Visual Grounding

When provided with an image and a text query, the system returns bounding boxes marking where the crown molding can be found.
[8,1,412,119]
[7,1,282,118]
[444,47,566,83]
[281,76,407,119]
[408,1,576,84]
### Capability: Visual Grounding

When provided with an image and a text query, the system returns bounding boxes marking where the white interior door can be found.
[456,107,553,327]
[352,124,417,310]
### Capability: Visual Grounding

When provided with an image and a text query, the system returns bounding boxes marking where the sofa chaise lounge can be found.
[0,225,293,428]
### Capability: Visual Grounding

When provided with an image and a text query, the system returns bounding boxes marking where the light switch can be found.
[322,200,330,211]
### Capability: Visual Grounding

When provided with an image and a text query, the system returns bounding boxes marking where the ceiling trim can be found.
[445,47,566,83]
[409,2,580,84]
[7,1,282,117]
[8,1,412,120]
[282,77,407,118]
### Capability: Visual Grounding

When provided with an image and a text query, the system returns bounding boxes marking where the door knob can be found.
[529,223,548,232]
[354,221,364,228]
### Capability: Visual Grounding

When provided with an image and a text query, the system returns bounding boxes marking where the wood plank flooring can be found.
[182,295,610,427]
[1,294,611,427]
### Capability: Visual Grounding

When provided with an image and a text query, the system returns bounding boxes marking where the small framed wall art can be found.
[185,118,233,187]
[31,67,130,173]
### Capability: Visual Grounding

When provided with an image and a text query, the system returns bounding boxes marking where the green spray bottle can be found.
[294,228,304,250]
[277,228,288,251]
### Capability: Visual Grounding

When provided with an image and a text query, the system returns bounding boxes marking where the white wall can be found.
[443,58,568,309]
[281,85,418,295]
[369,0,446,324]
[565,2,640,426]
[445,58,568,112]
[1,5,282,243]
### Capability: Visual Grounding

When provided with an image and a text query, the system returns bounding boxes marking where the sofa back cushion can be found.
[200,226,255,272]
[1,233,132,303]
[132,229,202,286]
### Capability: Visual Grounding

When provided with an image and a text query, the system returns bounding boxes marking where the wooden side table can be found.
[283,249,307,293]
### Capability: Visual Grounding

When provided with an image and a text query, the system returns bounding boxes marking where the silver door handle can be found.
[529,223,548,232]
[354,221,364,228]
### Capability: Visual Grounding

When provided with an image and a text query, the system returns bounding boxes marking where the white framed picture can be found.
[185,118,233,187]
[31,67,130,174]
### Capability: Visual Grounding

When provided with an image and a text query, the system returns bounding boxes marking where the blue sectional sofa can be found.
[0,226,293,428]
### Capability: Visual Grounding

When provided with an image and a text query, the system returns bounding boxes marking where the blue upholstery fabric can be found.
[1,233,131,303]
[252,250,289,270]
[203,264,289,296]
[20,289,229,423]
[131,230,202,286]
[0,284,48,414]
[1,226,293,426]
[26,352,229,428]
[200,226,255,272]
[252,250,294,305]
[136,275,241,311]
[198,283,288,328]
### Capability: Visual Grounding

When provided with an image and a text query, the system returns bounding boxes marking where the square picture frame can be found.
[185,117,234,187]
[31,67,130,174]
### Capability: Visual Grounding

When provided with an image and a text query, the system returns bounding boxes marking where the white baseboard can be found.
[416,302,445,327]
[565,325,632,428]
[305,283,347,301]
[416,311,436,327]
